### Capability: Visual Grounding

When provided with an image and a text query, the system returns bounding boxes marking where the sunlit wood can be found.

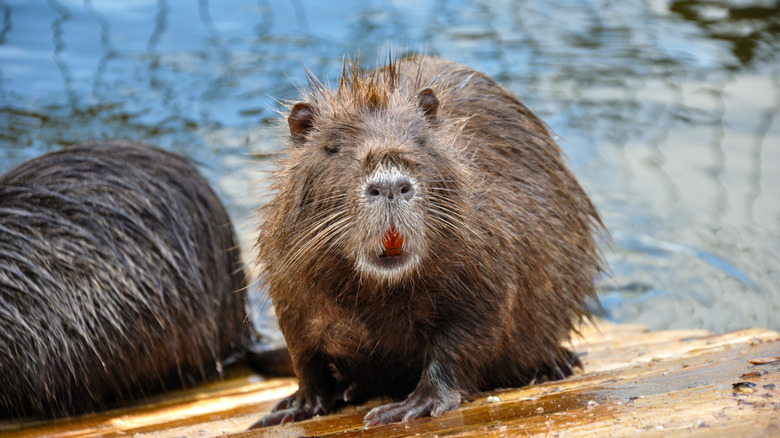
[3,320,778,437]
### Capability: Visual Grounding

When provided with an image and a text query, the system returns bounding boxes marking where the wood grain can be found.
[3,321,778,437]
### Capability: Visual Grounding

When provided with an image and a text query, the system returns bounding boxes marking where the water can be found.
[1,0,778,333]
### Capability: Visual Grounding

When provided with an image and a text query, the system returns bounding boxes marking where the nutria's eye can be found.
[324,143,341,155]
[323,133,347,155]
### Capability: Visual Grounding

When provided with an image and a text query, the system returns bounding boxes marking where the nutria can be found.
[0,141,248,418]
[252,54,605,427]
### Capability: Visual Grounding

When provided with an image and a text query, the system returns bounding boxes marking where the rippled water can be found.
[1,0,778,332]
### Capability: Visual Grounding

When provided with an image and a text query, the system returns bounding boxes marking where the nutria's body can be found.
[0,141,247,418]
[253,55,604,427]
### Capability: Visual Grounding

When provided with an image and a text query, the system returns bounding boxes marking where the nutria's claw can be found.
[248,390,337,429]
[548,366,567,381]
[544,349,585,381]
[566,349,585,372]
[572,353,585,370]
[249,408,303,428]
[363,387,461,427]
[343,386,356,402]
[271,394,294,412]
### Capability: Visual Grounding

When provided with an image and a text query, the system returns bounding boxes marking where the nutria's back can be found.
[0,141,248,418]
[408,56,605,352]
[253,55,604,427]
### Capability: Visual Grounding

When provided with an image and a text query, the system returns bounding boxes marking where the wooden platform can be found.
[3,321,778,437]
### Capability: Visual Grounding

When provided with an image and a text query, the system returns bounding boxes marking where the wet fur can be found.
[254,55,605,426]
[0,141,247,418]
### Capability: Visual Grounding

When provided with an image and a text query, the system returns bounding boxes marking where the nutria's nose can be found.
[365,176,415,202]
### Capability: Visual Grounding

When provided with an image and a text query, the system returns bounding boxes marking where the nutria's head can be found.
[261,59,469,286]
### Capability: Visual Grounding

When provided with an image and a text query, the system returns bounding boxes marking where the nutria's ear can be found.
[288,103,316,140]
[417,88,439,119]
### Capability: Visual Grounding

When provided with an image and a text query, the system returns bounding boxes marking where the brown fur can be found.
[252,54,605,427]
[0,141,248,418]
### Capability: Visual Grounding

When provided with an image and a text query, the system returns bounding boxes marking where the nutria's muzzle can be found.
[364,174,415,203]
[357,171,424,281]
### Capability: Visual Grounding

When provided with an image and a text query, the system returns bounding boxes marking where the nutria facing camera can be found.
[0,141,248,418]
[252,55,605,428]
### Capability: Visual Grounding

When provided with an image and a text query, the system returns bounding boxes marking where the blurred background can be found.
[0,0,777,333]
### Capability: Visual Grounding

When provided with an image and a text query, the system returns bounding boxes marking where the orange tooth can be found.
[382,226,404,254]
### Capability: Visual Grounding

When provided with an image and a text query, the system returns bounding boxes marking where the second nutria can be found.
[252,54,605,427]
[0,141,248,418]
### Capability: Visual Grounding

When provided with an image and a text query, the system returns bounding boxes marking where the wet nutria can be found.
[0,141,248,419]
[252,54,605,427]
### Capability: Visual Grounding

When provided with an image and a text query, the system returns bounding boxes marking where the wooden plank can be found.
[2,321,778,437]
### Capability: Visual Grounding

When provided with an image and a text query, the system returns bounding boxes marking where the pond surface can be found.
[1,0,778,333]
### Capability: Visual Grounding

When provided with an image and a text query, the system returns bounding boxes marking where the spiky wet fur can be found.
[0,141,247,418]
[254,54,605,426]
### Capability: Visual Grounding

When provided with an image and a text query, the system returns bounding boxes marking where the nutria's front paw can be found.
[248,390,334,429]
[363,387,461,427]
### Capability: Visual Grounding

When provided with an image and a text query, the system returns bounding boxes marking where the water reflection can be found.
[669,0,780,66]
[0,0,777,333]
